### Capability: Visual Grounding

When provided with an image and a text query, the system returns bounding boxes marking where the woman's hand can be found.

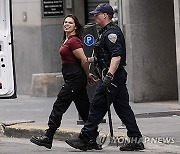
[87,57,95,63]
[87,73,99,86]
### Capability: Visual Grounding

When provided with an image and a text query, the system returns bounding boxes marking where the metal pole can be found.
[118,0,123,31]
[118,0,126,129]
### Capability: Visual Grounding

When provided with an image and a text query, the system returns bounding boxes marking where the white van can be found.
[0,0,16,98]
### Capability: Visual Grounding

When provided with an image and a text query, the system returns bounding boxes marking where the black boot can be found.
[87,131,102,150]
[66,132,102,151]
[120,142,145,151]
[65,133,89,151]
[87,139,102,150]
[30,128,56,149]
[120,137,145,151]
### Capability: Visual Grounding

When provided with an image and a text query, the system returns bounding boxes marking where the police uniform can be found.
[81,22,143,140]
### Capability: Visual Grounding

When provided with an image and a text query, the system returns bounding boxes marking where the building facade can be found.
[12,0,180,103]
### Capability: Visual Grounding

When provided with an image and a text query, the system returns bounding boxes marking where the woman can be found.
[30,14,97,149]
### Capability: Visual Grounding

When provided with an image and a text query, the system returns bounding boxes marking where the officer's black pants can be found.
[81,68,142,138]
[48,64,90,130]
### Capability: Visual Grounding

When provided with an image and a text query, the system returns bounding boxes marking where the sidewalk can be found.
[0,95,180,153]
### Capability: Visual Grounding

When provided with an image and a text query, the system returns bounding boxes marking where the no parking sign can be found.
[84,34,95,46]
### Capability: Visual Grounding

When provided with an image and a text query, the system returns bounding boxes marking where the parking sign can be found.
[84,34,95,46]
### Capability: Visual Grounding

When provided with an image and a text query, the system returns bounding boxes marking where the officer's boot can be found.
[30,128,56,149]
[65,132,91,151]
[87,131,102,150]
[119,137,145,151]
[87,138,103,150]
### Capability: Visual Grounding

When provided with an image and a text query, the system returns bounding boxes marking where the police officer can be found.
[66,3,145,151]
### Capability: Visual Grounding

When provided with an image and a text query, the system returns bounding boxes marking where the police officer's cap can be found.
[89,3,114,16]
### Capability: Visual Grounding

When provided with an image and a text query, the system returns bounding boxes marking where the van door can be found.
[0,0,16,98]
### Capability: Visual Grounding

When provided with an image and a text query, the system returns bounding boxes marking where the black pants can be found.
[81,68,142,138]
[48,64,90,129]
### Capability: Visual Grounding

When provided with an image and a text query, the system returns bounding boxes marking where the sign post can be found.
[77,24,106,125]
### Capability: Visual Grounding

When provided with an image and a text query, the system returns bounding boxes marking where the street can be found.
[0,137,179,154]
[0,96,180,153]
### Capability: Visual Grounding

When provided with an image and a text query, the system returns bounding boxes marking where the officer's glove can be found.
[102,72,114,89]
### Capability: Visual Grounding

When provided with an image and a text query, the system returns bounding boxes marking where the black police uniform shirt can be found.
[99,22,126,67]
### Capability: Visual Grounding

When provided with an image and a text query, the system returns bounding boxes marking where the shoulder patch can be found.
[108,33,117,43]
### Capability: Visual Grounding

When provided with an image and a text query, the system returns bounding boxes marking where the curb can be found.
[3,124,80,141]
[3,124,126,143]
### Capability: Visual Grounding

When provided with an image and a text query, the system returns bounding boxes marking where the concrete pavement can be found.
[0,95,180,153]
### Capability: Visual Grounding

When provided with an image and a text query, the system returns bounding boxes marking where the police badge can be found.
[108,33,117,43]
